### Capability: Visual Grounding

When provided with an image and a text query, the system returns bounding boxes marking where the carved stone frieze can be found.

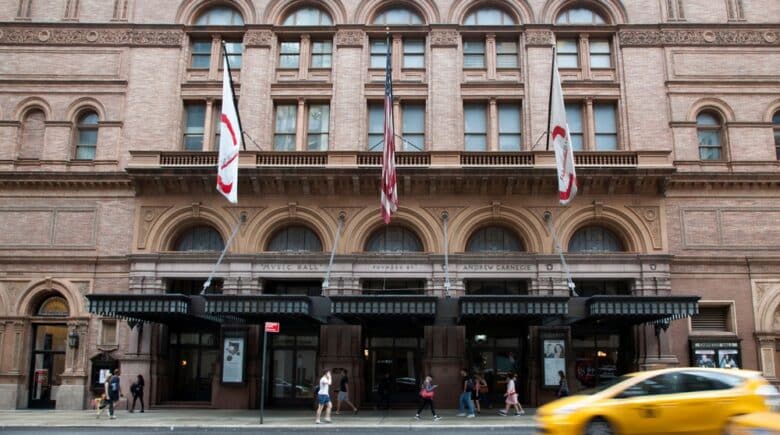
[430,29,459,47]
[627,206,662,250]
[0,27,183,46]
[244,30,274,47]
[334,29,364,47]
[619,29,780,46]
[525,30,554,46]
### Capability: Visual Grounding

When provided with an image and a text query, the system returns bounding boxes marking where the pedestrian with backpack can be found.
[129,374,144,413]
[97,369,123,419]
[415,376,441,421]
[457,369,476,418]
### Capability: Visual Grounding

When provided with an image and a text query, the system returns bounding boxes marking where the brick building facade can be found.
[0,0,779,411]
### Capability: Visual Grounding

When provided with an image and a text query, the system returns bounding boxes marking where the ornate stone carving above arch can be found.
[175,0,257,25]
[264,0,347,26]
[353,0,440,25]
[540,0,628,25]
[344,207,439,254]
[448,0,533,25]
[687,97,736,123]
[14,278,85,317]
[247,205,334,253]
[753,280,780,333]
[556,204,650,253]
[626,206,663,250]
[144,204,237,253]
[448,205,543,253]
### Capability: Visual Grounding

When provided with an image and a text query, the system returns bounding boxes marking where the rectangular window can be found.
[496,40,518,68]
[589,39,611,69]
[279,41,300,68]
[691,306,730,332]
[184,103,206,151]
[76,130,97,160]
[564,103,583,151]
[100,319,117,346]
[498,103,522,151]
[307,103,329,151]
[594,103,617,150]
[274,104,297,151]
[463,40,486,69]
[191,40,212,69]
[464,103,487,151]
[402,103,424,151]
[371,39,388,69]
[775,129,780,159]
[368,103,385,151]
[223,41,243,68]
[403,39,424,69]
[698,130,722,160]
[310,40,332,68]
[556,39,578,68]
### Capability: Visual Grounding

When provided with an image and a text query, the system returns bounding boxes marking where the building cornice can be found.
[0,24,183,47]
[0,170,132,189]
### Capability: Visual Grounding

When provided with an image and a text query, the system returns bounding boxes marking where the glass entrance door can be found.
[364,337,422,405]
[29,324,67,409]
[167,330,218,401]
[267,334,318,406]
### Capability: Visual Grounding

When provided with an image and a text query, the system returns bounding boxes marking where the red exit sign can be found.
[264,322,280,333]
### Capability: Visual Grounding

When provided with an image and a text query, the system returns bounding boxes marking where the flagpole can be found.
[202,213,245,294]
[220,40,246,151]
[545,46,556,151]
[322,212,346,292]
[544,211,576,296]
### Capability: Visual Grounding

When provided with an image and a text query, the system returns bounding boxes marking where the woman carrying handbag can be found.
[415,376,441,421]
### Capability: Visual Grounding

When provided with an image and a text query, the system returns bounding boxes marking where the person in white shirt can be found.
[315,369,332,424]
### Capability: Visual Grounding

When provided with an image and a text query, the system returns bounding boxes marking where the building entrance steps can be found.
[0,408,536,430]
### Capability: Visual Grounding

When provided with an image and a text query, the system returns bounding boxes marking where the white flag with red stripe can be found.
[380,37,398,224]
[550,57,578,205]
[216,56,241,204]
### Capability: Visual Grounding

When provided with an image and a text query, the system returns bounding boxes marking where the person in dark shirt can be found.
[457,369,476,417]
[129,374,145,413]
[377,372,391,410]
[336,370,358,415]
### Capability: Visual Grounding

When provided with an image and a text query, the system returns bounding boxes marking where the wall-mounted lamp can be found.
[68,330,80,349]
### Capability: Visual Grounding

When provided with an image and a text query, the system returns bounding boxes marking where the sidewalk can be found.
[0,408,536,430]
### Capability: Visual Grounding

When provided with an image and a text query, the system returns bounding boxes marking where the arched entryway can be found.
[28,294,70,409]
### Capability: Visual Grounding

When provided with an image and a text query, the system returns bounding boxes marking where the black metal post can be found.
[260,329,268,424]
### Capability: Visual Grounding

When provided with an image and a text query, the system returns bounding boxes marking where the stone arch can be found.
[147,205,237,253]
[15,278,85,317]
[355,0,440,25]
[541,0,628,24]
[345,207,438,253]
[450,206,543,253]
[557,205,647,253]
[264,0,347,25]
[14,97,52,121]
[0,284,9,316]
[249,206,334,253]
[448,0,533,25]
[764,99,780,123]
[175,0,256,25]
[17,106,46,160]
[687,98,736,123]
[65,97,107,122]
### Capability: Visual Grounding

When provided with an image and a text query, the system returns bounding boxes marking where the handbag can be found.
[420,388,434,399]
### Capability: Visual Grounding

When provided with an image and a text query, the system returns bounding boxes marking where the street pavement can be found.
[0,408,537,433]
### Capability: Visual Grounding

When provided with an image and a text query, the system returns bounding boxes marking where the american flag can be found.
[380,35,398,224]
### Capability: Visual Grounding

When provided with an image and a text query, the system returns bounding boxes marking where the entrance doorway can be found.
[363,336,422,406]
[466,325,527,407]
[266,333,318,406]
[29,324,67,408]
[167,330,219,401]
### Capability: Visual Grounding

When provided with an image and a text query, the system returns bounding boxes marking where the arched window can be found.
[373,7,423,25]
[365,226,423,252]
[195,6,244,25]
[282,7,333,26]
[697,111,723,161]
[466,226,523,252]
[464,7,516,25]
[173,225,225,251]
[267,225,323,252]
[568,226,624,253]
[773,111,780,160]
[556,7,606,24]
[75,111,99,160]
[37,296,69,317]
[19,108,45,159]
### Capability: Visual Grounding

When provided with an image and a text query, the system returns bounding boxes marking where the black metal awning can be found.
[87,294,223,326]
[585,295,700,324]
[330,295,437,319]
[459,296,569,317]
[203,295,328,323]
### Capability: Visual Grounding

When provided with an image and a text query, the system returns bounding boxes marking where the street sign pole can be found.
[260,329,267,424]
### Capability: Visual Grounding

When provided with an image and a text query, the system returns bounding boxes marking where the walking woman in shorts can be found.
[415,376,441,421]
[498,372,525,416]
[315,369,333,424]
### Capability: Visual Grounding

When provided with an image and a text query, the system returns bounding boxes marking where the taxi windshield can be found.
[579,375,633,395]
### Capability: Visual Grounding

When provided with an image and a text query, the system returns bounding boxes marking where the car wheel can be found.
[584,418,614,435]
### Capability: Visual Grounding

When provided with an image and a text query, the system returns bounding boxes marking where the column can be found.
[295,98,306,151]
[57,320,89,410]
[486,34,497,80]
[429,28,460,151]
[579,34,591,80]
[392,35,402,82]
[331,29,365,150]
[488,98,498,152]
[423,325,465,409]
[203,100,215,151]
[319,325,363,405]
[757,334,777,381]
[300,34,311,78]
[393,100,402,151]
[584,98,594,151]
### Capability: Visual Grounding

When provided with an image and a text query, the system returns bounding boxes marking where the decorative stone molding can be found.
[430,29,459,47]
[525,30,554,46]
[627,206,662,249]
[244,29,273,48]
[619,29,780,47]
[334,29,364,47]
[321,207,364,227]
[137,206,170,249]
[0,27,183,46]
[421,207,465,223]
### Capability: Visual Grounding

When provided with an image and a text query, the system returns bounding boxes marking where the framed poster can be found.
[222,336,245,384]
[689,340,741,369]
[693,349,717,368]
[543,339,566,387]
[717,349,739,369]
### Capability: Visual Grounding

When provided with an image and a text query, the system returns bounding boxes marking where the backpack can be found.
[130,383,138,395]
[110,377,119,392]
[466,377,476,392]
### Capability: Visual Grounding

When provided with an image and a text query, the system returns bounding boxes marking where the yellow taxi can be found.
[725,412,780,434]
[535,367,780,435]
